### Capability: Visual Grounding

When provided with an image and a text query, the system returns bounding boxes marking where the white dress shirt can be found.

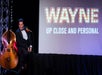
[21,30,32,48]
[21,30,28,40]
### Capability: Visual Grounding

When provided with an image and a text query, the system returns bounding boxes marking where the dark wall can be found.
[12,0,39,53]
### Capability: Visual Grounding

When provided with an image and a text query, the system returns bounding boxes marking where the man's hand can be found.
[28,47,32,52]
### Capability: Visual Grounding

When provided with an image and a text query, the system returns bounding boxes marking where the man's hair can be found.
[18,18,24,22]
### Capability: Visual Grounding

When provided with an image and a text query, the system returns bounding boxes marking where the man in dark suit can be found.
[15,18,33,72]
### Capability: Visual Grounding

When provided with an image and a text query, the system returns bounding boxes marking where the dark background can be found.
[12,0,39,53]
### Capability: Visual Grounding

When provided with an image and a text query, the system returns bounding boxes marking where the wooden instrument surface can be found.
[0,30,18,69]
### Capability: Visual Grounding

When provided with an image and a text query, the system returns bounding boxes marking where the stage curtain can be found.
[27,53,102,75]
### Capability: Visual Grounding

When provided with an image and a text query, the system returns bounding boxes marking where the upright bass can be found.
[0,29,18,69]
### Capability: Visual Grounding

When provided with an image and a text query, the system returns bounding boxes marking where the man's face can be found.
[19,22,24,30]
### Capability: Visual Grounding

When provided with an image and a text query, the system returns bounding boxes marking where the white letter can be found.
[79,8,90,23]
[91,8,99,23]
[45,7,60,23]
[59,8,70,23]
[68,8,78,23]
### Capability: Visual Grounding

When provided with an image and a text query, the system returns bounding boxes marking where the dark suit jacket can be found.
[15,27,33,54]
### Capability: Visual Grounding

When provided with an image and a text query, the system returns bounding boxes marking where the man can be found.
[15,18,33,72]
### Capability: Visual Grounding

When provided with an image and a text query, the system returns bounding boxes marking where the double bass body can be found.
[0,30,18,69]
